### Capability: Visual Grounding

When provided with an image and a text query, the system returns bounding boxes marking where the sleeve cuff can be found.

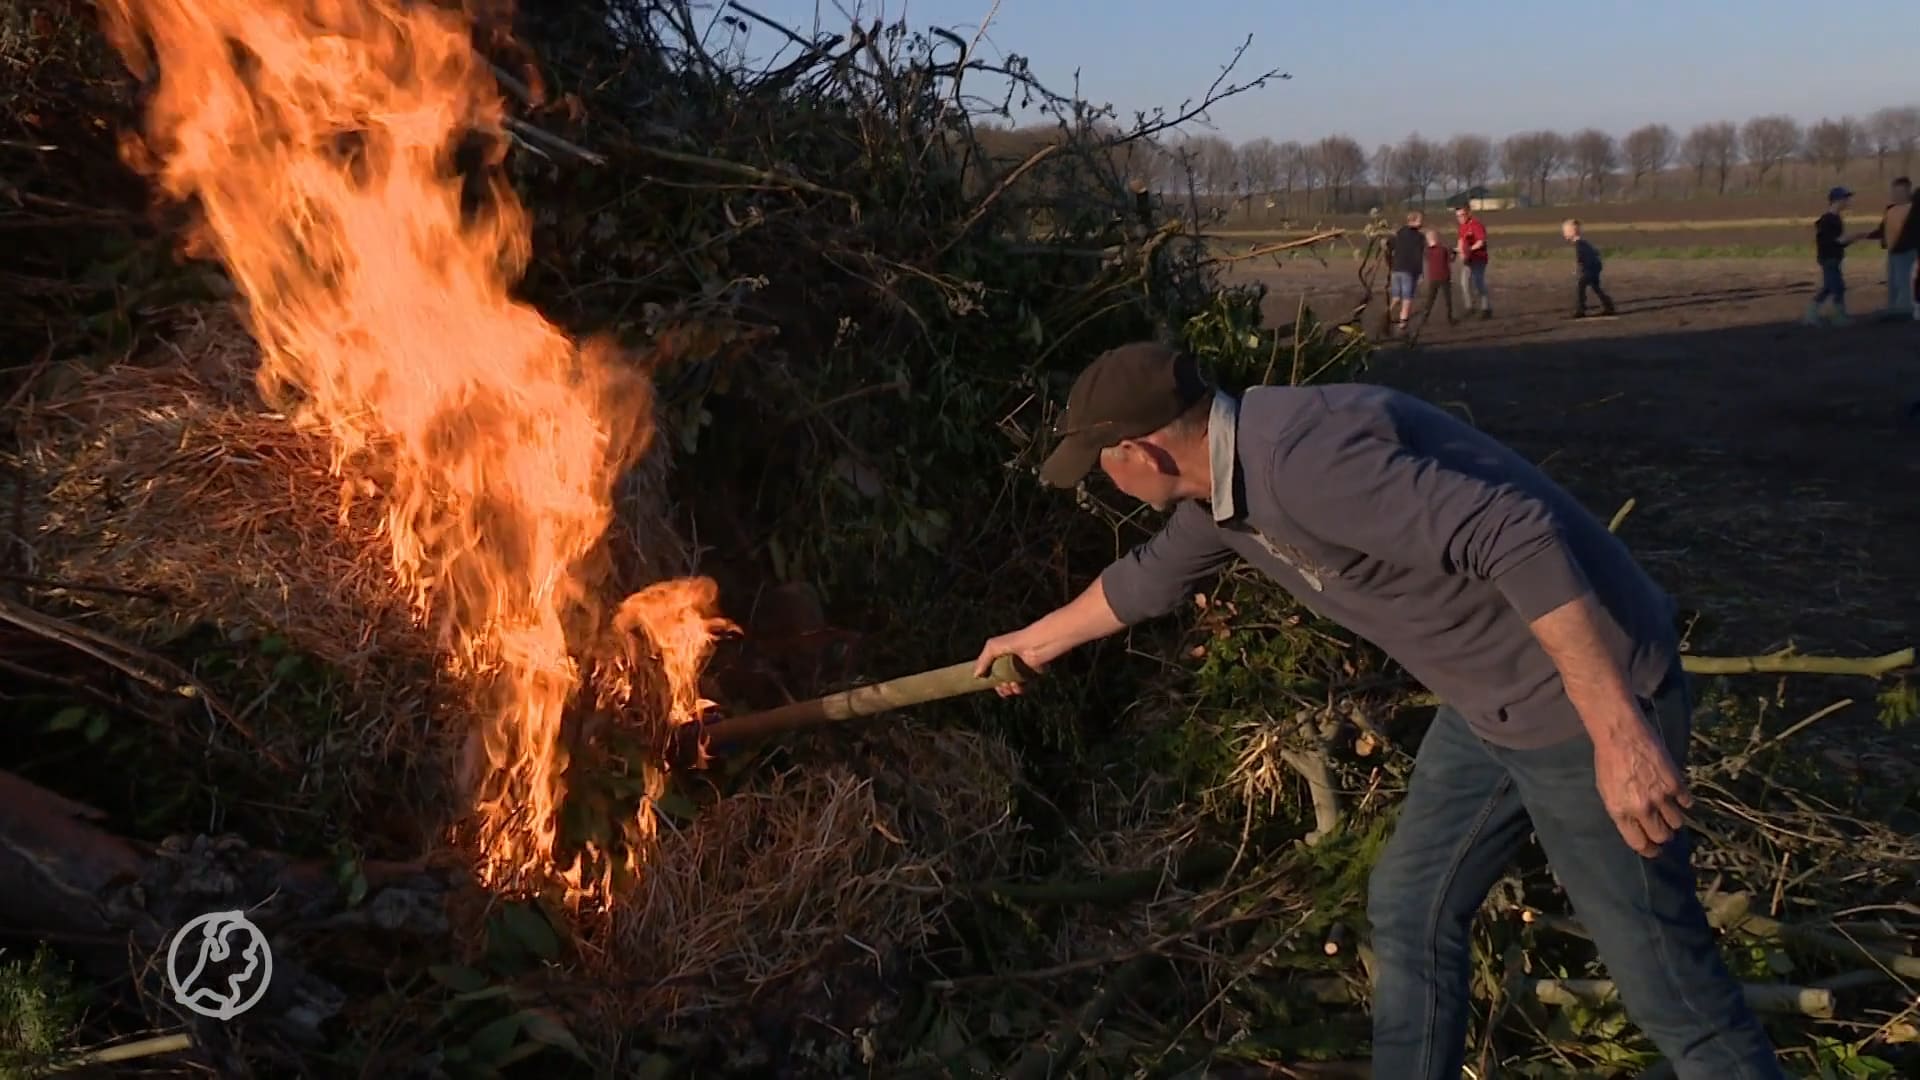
[1098,556,1183,627]
[1492,538,1594,622]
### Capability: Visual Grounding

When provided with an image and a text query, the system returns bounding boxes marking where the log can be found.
[1707,893,1920,980]
[0,770,451,1062]
[1513,976,1834,1018]
[1532,896,1920,983]
[1681,648,1913,677]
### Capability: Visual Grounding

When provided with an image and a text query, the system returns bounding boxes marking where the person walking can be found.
[1805,186,1864,326]
[1416,227,1456,331]
[1454,203,1493,318]
[974,342,1786,1080]
[1388,211,1427,337]
[1563,218,1617,317]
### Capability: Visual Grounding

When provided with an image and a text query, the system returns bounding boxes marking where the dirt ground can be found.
[1235,255,1920,716]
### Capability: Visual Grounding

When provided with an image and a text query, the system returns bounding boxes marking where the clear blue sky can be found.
[728,0,1916,147]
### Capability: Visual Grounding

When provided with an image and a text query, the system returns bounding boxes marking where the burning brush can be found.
[93,0,1034,906]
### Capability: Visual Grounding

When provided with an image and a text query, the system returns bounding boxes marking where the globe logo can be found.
[165,910,274,1020]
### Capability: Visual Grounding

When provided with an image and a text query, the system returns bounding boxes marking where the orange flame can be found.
[99,0,725,899]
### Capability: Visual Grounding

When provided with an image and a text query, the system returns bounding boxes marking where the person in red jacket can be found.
[1454,205,1493,319]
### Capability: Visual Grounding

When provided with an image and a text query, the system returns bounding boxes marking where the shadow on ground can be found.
[1371,318,1920,661]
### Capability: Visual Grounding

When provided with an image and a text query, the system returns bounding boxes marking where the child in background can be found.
[1805,186,1863,326]
[1418,227,1455,329]
[1863,176,1915,320]
[1388,211,1427,336]
[1561,219,1616,317]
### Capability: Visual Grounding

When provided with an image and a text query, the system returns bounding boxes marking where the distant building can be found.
[1445,185,1530,212]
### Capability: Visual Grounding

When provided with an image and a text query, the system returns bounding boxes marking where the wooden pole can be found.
[695,655,1035,749]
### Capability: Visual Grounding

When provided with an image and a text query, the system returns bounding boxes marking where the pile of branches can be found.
[0,0,1348,1074]
[9,1,1910,1076]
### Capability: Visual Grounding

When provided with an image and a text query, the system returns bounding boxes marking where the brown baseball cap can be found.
[1038,342,1210,488]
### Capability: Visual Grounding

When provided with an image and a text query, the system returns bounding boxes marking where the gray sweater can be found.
[1098,384,1678,748]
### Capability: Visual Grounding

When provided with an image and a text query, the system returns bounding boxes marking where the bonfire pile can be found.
[0,0,1198,1065]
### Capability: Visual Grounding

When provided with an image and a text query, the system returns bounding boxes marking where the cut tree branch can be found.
[1514,976,1834,1018]
[1681,647,1913,677]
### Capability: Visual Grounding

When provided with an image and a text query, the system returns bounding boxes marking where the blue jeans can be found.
[1888,250,1917,315]
[1390,271,1419,302]
[1367,671,1784,1079]
[1813,258,1846,305]
[1461,261,1490,311]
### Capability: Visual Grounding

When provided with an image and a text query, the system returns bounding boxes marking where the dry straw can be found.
[3,304,1035,1019]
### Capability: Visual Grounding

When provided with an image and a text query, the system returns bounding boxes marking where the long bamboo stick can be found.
[695,654,1035,749]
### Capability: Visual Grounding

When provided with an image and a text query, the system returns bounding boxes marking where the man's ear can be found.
[1121,435,1180,475]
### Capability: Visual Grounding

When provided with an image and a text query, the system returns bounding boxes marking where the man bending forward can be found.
[974,343,1783,1080]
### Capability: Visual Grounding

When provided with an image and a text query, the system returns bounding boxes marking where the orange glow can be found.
[99,0,727,901]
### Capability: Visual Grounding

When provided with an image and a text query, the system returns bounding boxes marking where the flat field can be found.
[1233,253,1920,664]
[1215,191,1914,257]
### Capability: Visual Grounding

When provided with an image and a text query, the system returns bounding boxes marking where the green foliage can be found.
[1805,1036,1900,1078]
[388,908,590,1080]
[1875,679,1917,729]
[0,946,85,1076]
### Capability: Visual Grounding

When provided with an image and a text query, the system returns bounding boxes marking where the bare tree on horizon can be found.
[1741,114,1802,189]
[1315,134,1367,213]
[1571,128,1618,200]
[1866,106,1920,177]
[1444,133,1493,194]
[1623,123,1676,195]
[1805,117,1865,177]
[1683,121,1740,195]
[1238,136,1282,218]
[1396,133,1441,205]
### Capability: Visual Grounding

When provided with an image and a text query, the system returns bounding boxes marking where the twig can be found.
[1712,698,1854,778]
[0,595,192,698]
[0,571,170,601]
[1101,36,1285,147]
[618,141,858,213]
[1205,228,1347,265]
[484,59,538,106]
[936,142,1060,257]
[0,596,290,773]
[0,655,147,718]
[1680,647,1913,677]
[1607,496,1636,533]
[502,116,605,166]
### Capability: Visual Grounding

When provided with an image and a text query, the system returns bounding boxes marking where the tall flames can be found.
[98,0,727,898]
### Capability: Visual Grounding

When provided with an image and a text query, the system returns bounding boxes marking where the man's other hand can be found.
[1593,719,1691,857]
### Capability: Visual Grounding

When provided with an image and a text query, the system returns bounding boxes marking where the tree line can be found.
[1130,105,1920,214]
